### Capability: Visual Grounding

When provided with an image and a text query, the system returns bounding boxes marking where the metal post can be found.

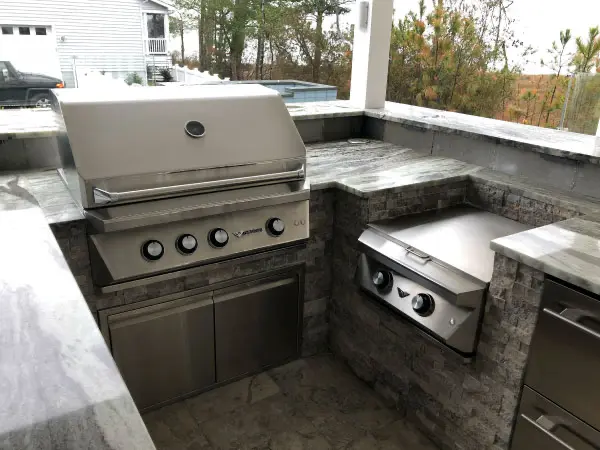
[152,55,156,85]
[559,74,574,130]
[71,57,79,88]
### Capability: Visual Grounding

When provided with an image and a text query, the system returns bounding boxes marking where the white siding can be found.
[0,0,167,85]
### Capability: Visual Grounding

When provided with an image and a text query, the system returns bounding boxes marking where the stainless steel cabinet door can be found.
[214,274,301,382]
[512,387,600,450]
[525,279,600,431]
[107,293,215,410]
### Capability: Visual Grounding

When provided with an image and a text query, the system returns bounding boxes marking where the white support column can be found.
[164,14,170,53]
[349,0,394,109]
[595,119,600,152]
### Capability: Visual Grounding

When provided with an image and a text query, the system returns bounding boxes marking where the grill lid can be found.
[53,84,304,180]
[52,85,306,208]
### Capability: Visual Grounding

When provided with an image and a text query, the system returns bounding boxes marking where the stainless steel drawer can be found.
[525,279,600,431]
[512,387,600,450]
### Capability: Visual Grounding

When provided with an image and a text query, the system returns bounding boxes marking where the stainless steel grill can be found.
[356,206,531,354]
[52,85,310,289]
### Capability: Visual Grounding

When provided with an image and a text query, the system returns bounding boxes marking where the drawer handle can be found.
[522,413,600,450]
[544,308,600,340]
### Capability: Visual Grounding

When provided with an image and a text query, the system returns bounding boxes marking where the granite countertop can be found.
[0,170,84,224]
[2,138,599,220]
[0,208,155,449]
[2,100,599,165]
[0,108,63,139]
[0,101,365,139]
[365,102,600,165]
[492,215,600,296]
[287,100,364,120]
[306,139,481,196]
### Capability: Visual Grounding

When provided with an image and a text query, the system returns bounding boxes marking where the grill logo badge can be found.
[232,227,263,238]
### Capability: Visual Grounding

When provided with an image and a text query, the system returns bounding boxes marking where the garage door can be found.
[0,25,62,79]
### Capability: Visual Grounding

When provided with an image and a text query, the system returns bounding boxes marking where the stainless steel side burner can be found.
[356,205,532,354]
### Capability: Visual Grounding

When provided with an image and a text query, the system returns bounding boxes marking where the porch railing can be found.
[145,38,167,54]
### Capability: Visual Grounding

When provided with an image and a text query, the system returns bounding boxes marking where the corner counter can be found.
[3,138,600,450]
[492,215,600,296]
[0,208,154,449]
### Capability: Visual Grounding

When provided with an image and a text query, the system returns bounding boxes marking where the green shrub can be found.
[125,72,143,85]
[160,68,173,82]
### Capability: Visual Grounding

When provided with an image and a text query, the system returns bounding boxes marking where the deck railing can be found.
[145,38,167,54]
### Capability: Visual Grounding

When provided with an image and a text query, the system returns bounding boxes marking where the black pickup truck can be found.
[0,61,64,107]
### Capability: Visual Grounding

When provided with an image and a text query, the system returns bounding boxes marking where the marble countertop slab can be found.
[4,139,599,223]
[491,215,600,295]
[0,208,155,449]
[0,170,84,224]
[287,100,364,120]
[306,139,481,197]
[365,102,600,165]
[335,155,481,197]
[306,139,429,189]
[2,101,598,168]
[0,108,63,139]
[0,101,363,139]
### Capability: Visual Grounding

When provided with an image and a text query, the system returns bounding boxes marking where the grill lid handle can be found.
[93,188,113,205]
[92,165,305,205]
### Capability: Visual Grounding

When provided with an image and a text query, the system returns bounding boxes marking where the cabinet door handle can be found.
[543,307,600,341]
[522,413,600,450]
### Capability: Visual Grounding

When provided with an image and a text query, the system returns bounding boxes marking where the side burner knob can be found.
[412,293,435,316]
[372,270,392,291]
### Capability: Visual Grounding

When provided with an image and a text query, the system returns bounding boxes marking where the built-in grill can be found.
[52,85,310,411]
[356,206,531,355]
[52,85,309,289]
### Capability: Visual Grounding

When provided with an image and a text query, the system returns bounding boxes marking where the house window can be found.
[1,26,14,35]
[146,14,165,38]
[35,27,47,35]
[18,26,30,35]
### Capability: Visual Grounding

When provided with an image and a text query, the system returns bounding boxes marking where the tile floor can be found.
[143,354,439,450]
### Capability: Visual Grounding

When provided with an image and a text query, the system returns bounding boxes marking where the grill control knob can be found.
[176,234,197,254]
[266,218,285,236]
[372,270,392,291]
[142,240,164,261]
[208,228,229,248]
[412,293,435,316]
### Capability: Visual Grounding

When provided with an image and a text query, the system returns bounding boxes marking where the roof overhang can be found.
[142,0,174,12]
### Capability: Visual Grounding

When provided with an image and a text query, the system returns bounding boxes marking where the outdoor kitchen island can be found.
[2,139,600,449]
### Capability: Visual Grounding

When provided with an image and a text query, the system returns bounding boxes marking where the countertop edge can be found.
[363,109,600,166]
[490,238,600,296]
[0,208,155,449]
[4,104,599,168]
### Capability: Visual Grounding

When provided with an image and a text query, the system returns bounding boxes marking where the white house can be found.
[0,0,172,86]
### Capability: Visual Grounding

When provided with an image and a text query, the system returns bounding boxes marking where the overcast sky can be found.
[171,0,600,74]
